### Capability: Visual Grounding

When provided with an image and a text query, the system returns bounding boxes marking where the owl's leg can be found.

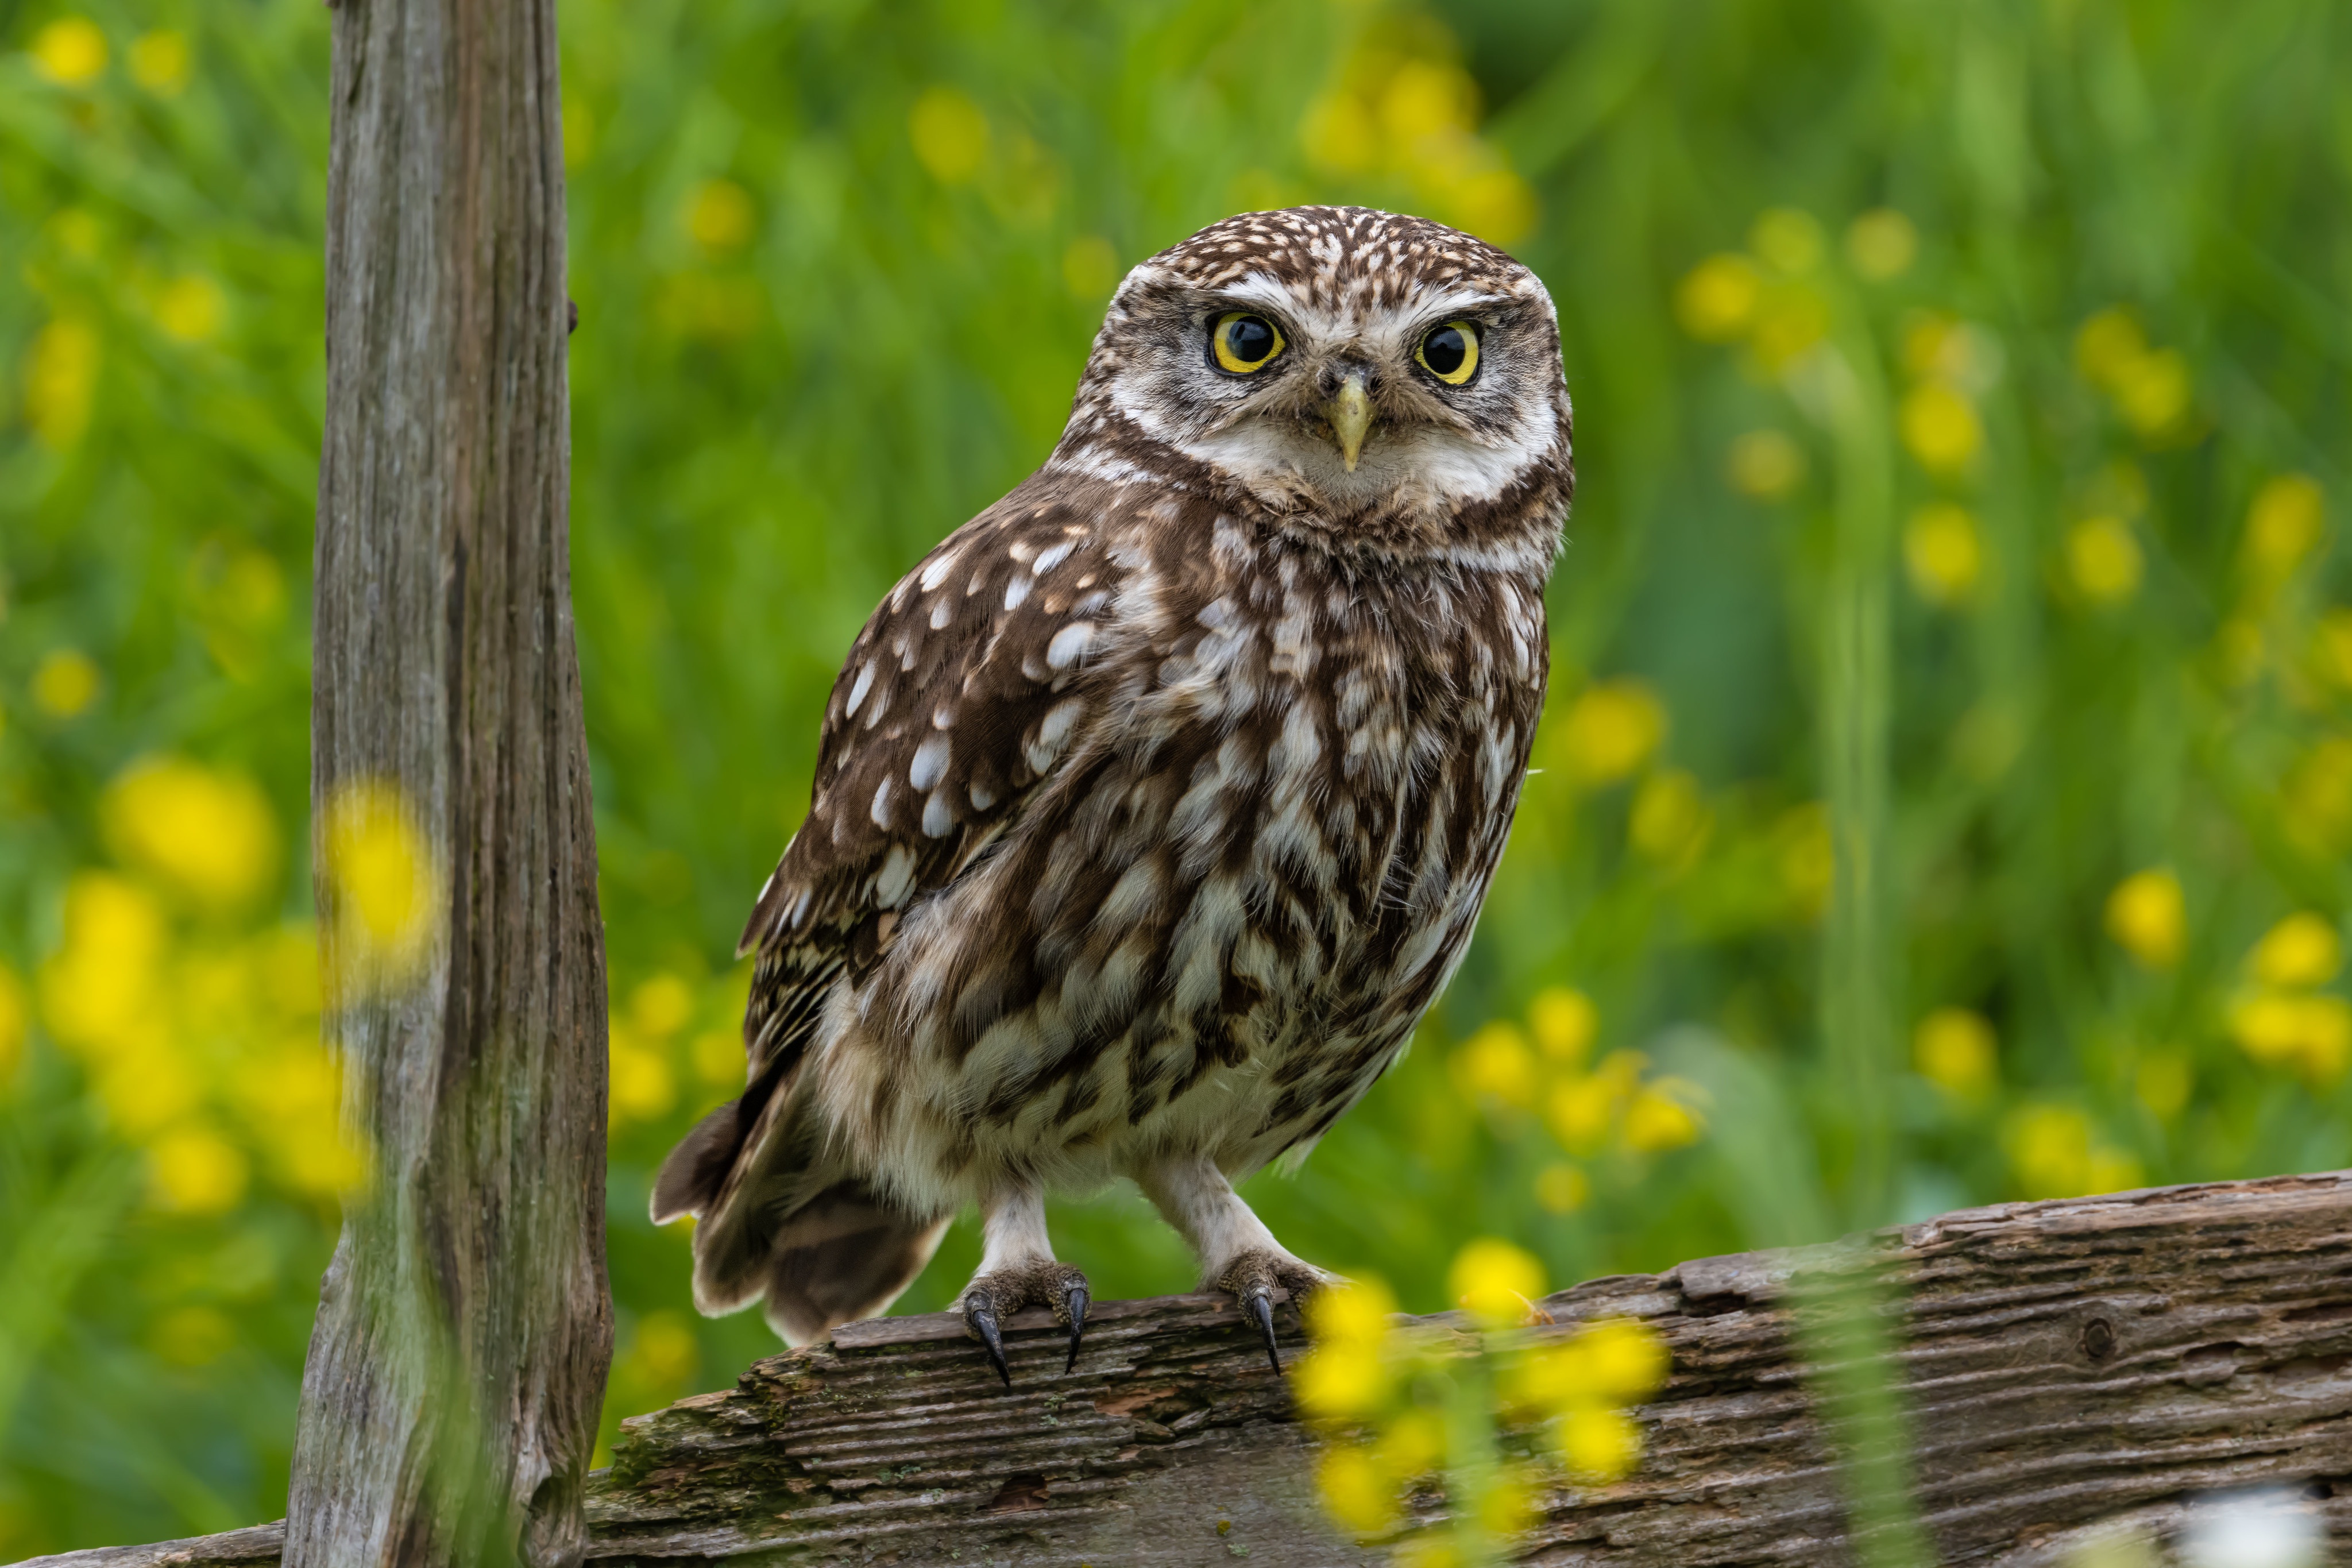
[1136,1154,1335,1373]
[957,1183,1090,1387]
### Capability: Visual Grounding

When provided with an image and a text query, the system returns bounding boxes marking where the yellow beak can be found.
[1326,372,1373,472]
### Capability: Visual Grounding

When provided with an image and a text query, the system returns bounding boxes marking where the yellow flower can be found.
[1527,988,1596,1067]
[128,30,190,94]
[2075,308,2148,387]
[2110,349,2191,440]
[2135,1052,2192,1123]
[1903,503,1984,606]
[319,779,443,992]
[1545,1072,1615,1154]
[684,179,754,250]
[1629,769,1709,865]
[1298,90,1380,177]
[1620,1086,1701,1153]
[1844,208,1918,280]
[631,972,697,1036]
[151,1304,235,1368]
[2249,913,2342,989]
[909,87,988,183]
[1373,1407,1447,1480]
[1557,1405,1641,1482]
[32,648,102,716]
[1726,430,1806,499]
[1447,168,1537,248]
[1392,1534,1463,1568]
[2283,738,2352,857]
[1449,1237,1544,1327]
[1747,283,1829,372]
[1913,1007,1997,1099]
[609,1028,678,1125]
[0,965,23,1087]
[1580,1318,1669,1403]
[40,872,167,1049]
[2229,991,2352,1084]
[2243,474,2325,582]
[1452,1021,1537,1109]
[1315,1445,1399,1536]
[1674,254,1762,342]
[104,756,279,910]
[1551,679,1666,787]
[32,16,107,85]
[1061,234,1121,300]
[2312,610,2352,693]
[1306,1275,1398,1349]
[1293,1339,1389,1425]
[692,1028,744,1086]
[2005,1104,2141,1200]
[2065,516,2143,607]
[155,275,225,343]
[1749,208,1824,275]
[1899,383,1983,477]
[2105,868,2185,970]
[1534,1162,1589,1215]
[1477,1463,1539,1539]
[149,1126,250,1214]
[24,319,101,448]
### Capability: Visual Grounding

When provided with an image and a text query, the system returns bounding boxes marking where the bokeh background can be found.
[5,0,2350,1553]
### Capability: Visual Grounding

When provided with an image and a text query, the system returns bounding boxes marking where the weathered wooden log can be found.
[21,1172,2352,1567]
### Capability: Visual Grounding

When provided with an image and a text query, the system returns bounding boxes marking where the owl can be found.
[652,206,1571,1383]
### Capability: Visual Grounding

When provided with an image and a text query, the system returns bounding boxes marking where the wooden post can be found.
[30,1173,2352,1568]
[287,0,611,1564]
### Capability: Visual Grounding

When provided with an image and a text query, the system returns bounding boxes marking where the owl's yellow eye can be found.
[1211,312,1285,374]
[1416,320,1481,385]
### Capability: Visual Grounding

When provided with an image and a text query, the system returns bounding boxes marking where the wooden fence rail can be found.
[20,1171,2352,1567]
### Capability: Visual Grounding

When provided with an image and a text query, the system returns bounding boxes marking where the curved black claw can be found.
[1242,1287,1281,1374]
[1064,1282,1090,1373]
[966,1297,1011,1388]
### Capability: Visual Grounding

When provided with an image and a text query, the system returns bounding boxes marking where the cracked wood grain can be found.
[21,1173,2352,1567]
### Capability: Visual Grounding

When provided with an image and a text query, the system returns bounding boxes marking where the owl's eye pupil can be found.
[1222,315,1276,365]
[1422,326,1468,377]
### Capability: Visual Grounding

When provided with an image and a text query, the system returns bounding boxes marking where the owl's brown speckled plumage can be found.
[654,206,1572,1377]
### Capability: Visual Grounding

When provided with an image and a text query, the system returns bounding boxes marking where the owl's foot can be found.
[1215,1248,1336,1374]
[959,1260,1091,1387]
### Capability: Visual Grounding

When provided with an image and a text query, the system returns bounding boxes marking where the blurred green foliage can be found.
[3,0,2350,1554]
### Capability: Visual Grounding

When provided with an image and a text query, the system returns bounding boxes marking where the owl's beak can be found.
[1325,372,1373,472]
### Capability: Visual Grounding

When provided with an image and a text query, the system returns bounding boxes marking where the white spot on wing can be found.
[1004,573,1034,611]
[922,789,953,839]
[1046,621,1096,671]
[846,661,875,717]
[874,843,915,907]
[870,777,893,828]
[919,550,960,592]
[909,734,951,791]
[1032,540,1075,574]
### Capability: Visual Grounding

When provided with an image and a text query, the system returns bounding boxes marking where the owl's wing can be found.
[650,478,1122,1232]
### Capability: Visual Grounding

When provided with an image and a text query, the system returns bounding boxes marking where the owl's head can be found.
[1052,206,1571,564]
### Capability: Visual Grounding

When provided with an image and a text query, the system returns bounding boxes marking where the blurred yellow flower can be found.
[2312,610,2352,693]
[1449,1237,1544,1327]
[1393,1534,1464,1568]
[692,1027,743,1086]
[151,1304,235,1367]
[2105,868,2185,970]
[1299,90,1380,176]
[619,1309,700,1391]
[1844,208,1917,280]
[1293,1336,1389,1424]
[1913,1007,1997,1099]
[2243,473,2324,582]
[631,972,696,1036]
[2065,516,2143,606]
[2074,308,2145,385]
[1629,768,1709,866]
[104,757,278,910]
[1579,1318,1669,1403]
[1315,1445,1399,1535]
[1674,254,1762,342]
[1551,679,1666,787]
[319,779,443,993]
[1747,283,1829,372]
[1477,1465,1539,1539]
[149,1126,250,1214]
[2284,739,2352,858]
[1061,234,1121,299]
[40,872,166,1048]
[25,319,101,447]
[155,275,224,342]
[685,179,754,250]
[909,87,988,183]
[1374,1406,1447,1479]
[1749,208,1824,275]
[1903,503,1984,606]
[2135,1052,2192,1123]
[1558,1405,1641,1482]
[128,30,190,95]
[1727,430,1806,499]
[1534,1162,1589,1214]
[32,648,101,716]
[1447,168,1537,248]
[1453,1020,1537,1109]
[2249,913,2342,989]
[1528,987,1596,1067]
[1546,1072,1613,1154]
[1306,1274,1397,1349]
[610,1029,678,1125]
[1620,1086,1701,1153]
[0,964,25,1087]
[32,16,107,85]
[2228,991,2351,1085]
[2110,349,2191,440]
[2005,1104,2141,1200]
[1899,383,1983,477]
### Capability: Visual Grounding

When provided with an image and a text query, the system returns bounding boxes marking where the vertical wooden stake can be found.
[290,0,611,1563]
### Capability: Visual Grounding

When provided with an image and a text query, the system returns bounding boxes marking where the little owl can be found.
[654,206,1571,1382]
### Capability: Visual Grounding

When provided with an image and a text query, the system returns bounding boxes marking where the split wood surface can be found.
[25,1171,2352,1567]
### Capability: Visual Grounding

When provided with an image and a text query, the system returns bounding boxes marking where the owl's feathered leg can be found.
[1136,1154,1335,1372]
[957,1184,1090,1387]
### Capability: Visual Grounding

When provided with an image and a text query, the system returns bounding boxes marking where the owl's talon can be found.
[1064,1281,1090,1372]
[1242,1285,1281,1373]
[965,1296,1011,1388]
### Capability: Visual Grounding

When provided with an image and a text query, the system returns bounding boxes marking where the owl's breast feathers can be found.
[729,470,1550,1185]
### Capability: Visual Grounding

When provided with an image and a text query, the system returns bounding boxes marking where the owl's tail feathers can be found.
[651,1095,948,1346]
